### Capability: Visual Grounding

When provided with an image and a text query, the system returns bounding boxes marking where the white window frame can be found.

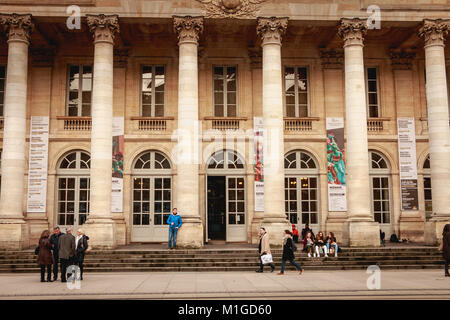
[140,65,166,117]
[212,65,238,117]
[283,66,310,118]
[66,64,93,117]
[365,66,381,118]
[369,151,391,225]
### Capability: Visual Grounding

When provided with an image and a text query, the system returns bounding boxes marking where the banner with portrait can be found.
[254,117,264,212]
[326,118,347,212]
[112,117,124,213]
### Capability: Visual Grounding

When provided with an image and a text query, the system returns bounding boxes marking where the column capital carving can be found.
[0,13,33,44]
[256,17,288,46]
[390,50,416,70]
[418,19,449,48]
[86,14,120,45]
[338,18,367,47]
[319,48,344,69]
[173,16,204,46]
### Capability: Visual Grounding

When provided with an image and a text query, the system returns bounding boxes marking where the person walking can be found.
[75,228,89,280]
[167,208,182,249]
[256,227,275,273]
[37,230,53,282]
[441,224,450,277]
[278,230,303,275]
[49,226,64,281]
[58,227,76,282]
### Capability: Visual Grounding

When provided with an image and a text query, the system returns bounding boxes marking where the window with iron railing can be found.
[213,65,237,117]
[366,67,380,118]
[141,65,165,117]
[284,66,309,117]
[67,65,92,117]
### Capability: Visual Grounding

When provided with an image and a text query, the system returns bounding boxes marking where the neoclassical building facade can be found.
[0,0,449,249]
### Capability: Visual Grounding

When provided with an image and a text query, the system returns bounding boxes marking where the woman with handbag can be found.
[278,230,303,275]
[256,227,275,273]
[75,228,90,280]
[37,230,53,282]
[441,224,450,277]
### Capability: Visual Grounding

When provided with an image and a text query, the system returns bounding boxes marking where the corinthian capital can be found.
[338,18,367,47]
[418,19,449,48]
[86,14,120,45]
[257,17,288,46]
[173,16,204,45]
[0,13,33,44]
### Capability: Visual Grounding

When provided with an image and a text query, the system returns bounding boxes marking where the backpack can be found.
[390,234,399,243]
[291,241,298,252]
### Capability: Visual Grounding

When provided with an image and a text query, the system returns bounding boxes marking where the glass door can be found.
[226,176,246,242]
[57,176,90,231]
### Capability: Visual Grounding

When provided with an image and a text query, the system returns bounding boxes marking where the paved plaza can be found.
[0,270,448,300]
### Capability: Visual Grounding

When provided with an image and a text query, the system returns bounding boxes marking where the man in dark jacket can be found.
[58,227,76,282]
[49,226,64,281]
[301,223,315,240]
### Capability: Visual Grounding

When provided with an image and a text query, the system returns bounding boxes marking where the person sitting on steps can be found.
[325,232,339,257]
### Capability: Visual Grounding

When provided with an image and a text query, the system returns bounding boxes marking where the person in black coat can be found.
[49,226,64,281]
[75,228,89,280]
[442,224,450,277]
[277,230,303,275]
[301,223,315,240]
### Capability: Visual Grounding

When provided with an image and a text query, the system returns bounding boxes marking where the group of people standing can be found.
[37,226,90,282]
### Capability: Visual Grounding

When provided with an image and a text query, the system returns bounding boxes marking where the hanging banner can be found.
[397,118,419,211]
[326,118,347,212]
[26,116,49,213]
[254,117,264,212]
[112,117,124,213]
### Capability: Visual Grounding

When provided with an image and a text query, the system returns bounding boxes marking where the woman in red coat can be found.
[37,230,54,282]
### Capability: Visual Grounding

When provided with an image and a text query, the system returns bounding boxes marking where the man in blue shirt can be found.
[167,208,182,249]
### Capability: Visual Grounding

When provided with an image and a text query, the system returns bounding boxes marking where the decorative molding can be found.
[319,48,344,69]
[338,18,368,47]
[0,13,33,44]
[418,19,449,48]
[390,50,416,70]
[86,14,120,45]
[173,16,204,46]
[196,0,266,19]
[256,17,288,47]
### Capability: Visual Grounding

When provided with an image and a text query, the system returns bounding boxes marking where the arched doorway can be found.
[131,150,172,242]
[206,149,246,242]
[284,150,320,233]
[56,150,90,231]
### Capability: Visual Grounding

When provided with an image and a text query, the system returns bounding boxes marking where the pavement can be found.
[0,269,449,300]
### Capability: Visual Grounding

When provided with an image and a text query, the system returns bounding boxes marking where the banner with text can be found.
[254,117,264,212]
[26,116,49,213]
[326,118,347,212]
[112,117,124,212]
[397,118,419,211]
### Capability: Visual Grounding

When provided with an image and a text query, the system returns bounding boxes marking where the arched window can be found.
[284,150,319,226]
[369,151,391,224]
[207,149,244,170]
[56,150,90,228]
[423,154,432,220]
[132,151,172,234]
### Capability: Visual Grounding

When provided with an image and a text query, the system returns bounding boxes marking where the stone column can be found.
[257,17,291,245]
[338,18,379,246]
[83,14,119,248]
[0,13,32,249]
[173,16,204,248]
[418,19,450,244]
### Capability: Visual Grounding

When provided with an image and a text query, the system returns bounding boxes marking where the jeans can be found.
[280,259,302,273]
[168,227,178,248]
[60,258,69,281]
[326,243,339,254]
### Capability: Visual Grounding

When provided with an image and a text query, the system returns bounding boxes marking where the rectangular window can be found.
[67,65,92,117]
[366,67,380,118]
[284,66,309,117]
[213,65,237,117]
[371,176,390,224]
[141,65,165,117]
[424,176,432,221]
[0,65,5,117]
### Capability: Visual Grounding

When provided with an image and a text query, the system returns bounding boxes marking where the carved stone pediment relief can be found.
[196,0,266,19]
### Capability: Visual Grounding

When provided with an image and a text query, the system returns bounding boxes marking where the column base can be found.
[112,214,127,246]
[0,221,29,250]
[399,216,425,242]
[83,218,117,249]
[424,217,450,245]
[326,215,349,246]
[261,218,291,247]
[26,214,50,249]
[177,217,204,248]
[250,214,264,244]
[345,220,380,247]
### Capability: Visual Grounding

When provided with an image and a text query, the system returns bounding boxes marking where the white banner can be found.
[254,117,264,212]
[397,118,419,211]
[112,117,124,212]
[326,118,347,212]
[26,116,49,213]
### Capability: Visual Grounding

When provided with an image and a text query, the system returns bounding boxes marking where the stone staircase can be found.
[0,246,444,273]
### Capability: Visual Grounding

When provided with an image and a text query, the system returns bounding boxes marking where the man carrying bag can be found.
[256,227,275,273]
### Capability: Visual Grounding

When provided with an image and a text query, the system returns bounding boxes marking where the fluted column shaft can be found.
[0,13,32,249]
